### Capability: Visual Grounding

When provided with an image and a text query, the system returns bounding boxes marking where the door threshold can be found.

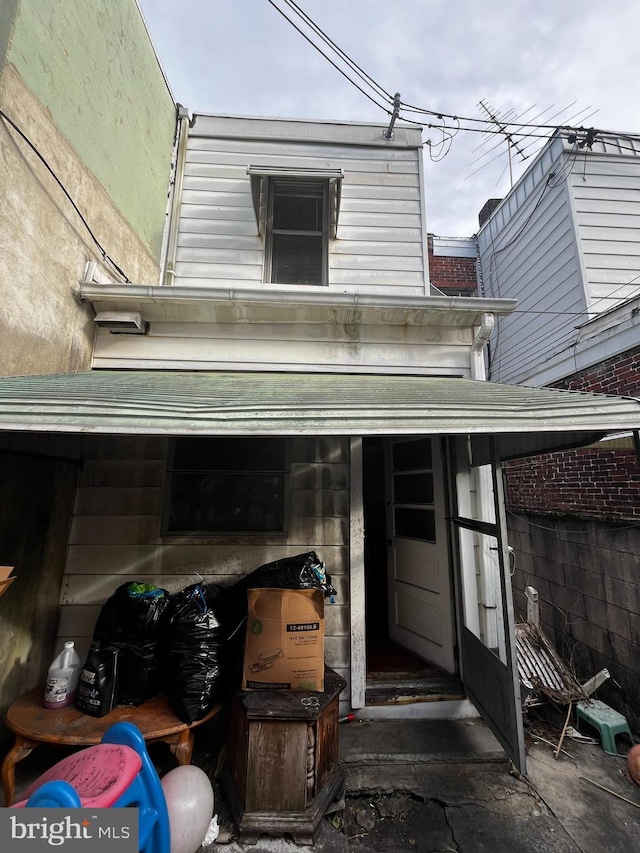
[365,674,465,707]
[357,698,479,720]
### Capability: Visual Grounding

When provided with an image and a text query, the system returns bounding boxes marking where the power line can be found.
[265,0,393,115]
[266,0,597,145]
[0,108,131,282]
[280,0,394,103]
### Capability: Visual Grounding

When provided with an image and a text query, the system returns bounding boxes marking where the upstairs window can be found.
[164,437,289,534]
[247,166,343,287]
[268,179,327,285]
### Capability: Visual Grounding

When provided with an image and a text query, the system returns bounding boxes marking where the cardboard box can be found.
[242,588,325,692]
[0,567,15,599]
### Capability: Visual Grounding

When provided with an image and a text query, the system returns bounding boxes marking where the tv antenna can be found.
[477,99,529,187]
[467,99,598,186]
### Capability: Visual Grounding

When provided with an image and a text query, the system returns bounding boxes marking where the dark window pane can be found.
[173,437,286,471]
[392,438,432,472]
[272,233,323,284]
[394,507,436,541]
[168,472,285,533]
[273,192,323,231]
[393,472,434,504]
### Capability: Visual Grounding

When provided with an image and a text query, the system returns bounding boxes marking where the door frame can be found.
[448,435,526,771]
[384,436,455,674]
[349,434,526,772]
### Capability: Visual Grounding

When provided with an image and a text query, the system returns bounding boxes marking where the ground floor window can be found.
[163,437,289,534]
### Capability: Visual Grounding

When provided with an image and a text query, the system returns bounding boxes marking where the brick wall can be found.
[427,240,478,295]
[506,345,640,521]
[551,347,640,397]
[506,447,640,521]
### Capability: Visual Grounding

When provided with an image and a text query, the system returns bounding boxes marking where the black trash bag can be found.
[229,551,336,622]
[164,581,230,724]
[92,582,170,706]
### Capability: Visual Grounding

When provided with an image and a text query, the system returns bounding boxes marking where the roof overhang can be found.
[79,282,518,328]
[0,371,637,461]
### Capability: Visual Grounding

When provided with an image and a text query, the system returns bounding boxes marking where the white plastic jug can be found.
[43,641,81,709]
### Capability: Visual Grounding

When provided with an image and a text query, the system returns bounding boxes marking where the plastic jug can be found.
[43,641,82,709]
[76,641,119,717]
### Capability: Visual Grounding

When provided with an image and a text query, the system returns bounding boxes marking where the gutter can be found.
[80,282,517,318]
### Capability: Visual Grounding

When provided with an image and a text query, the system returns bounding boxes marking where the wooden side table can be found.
[2,686,222,805]
[224,667,346,845]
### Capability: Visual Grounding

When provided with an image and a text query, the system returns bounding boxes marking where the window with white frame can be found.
[247,166,343,287]
[268,178,328,285]
[163,437,289,534]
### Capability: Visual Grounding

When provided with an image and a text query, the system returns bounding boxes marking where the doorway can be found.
[362,437,463,707]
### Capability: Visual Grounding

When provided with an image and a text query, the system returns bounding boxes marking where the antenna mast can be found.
[477,99,528,187]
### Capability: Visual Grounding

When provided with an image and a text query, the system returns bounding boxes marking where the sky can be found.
[138,0,640,238]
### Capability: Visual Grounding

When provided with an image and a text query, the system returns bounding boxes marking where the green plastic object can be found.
[576,699,633,755]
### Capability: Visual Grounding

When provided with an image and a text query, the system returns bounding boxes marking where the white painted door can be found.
[385,437,455,674]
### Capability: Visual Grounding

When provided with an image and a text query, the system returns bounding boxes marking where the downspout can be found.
[160,105,190,286]
[470,313,502,653]
[470,312,494,381]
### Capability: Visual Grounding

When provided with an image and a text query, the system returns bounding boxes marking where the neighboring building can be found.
[1,110,638,772]
[427,235,478,297]
[0,0,176,733]
[477,130,640,729]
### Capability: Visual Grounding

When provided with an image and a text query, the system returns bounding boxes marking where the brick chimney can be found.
[478,198,502,228]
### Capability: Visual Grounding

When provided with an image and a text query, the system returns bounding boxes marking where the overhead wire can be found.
[267,0,640,369]
[279,0,394,102]
[265,0,393,115]
[266,0,597,152]
[0,107,131,282]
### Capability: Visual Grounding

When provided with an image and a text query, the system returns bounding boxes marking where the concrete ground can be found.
[202,716,640,853]
[9,712,640,852]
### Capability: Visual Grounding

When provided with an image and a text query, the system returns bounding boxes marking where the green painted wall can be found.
[0,0,19,68]
[6,0,176,260]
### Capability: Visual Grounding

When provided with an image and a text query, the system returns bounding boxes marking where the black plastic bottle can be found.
[76,641,119,717]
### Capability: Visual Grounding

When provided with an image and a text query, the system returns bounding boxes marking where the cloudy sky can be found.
[139,0,640,237]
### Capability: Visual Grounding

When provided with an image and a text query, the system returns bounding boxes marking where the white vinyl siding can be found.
[478,138,585,384]
[59,435,352,709]
[92,321,475,376]
[571,151,640,313]
[173,120,426,294]
[478,133,640,386]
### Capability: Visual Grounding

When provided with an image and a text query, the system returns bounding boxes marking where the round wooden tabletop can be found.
[6,687,220,747]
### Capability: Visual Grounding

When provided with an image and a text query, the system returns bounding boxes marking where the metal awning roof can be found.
[0,370,637,460]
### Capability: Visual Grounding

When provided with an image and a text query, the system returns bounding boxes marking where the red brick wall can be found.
[506,447,640,520]
[505,346,640,521]
[550,348,640,397]
[427,248,477,294]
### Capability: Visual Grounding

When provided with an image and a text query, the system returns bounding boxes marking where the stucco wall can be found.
[5,0,176,259]
[0,0,176,377]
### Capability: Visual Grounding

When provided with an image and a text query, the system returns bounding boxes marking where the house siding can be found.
[571,141,640,314]
[0,0,176,730]
[92,319,475,375]
[172,117,427,294]
[479,133,640,386]
[478,138,586,384]
[59,434,352,707]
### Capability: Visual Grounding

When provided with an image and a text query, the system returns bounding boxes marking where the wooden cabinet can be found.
[224,667,346,845]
